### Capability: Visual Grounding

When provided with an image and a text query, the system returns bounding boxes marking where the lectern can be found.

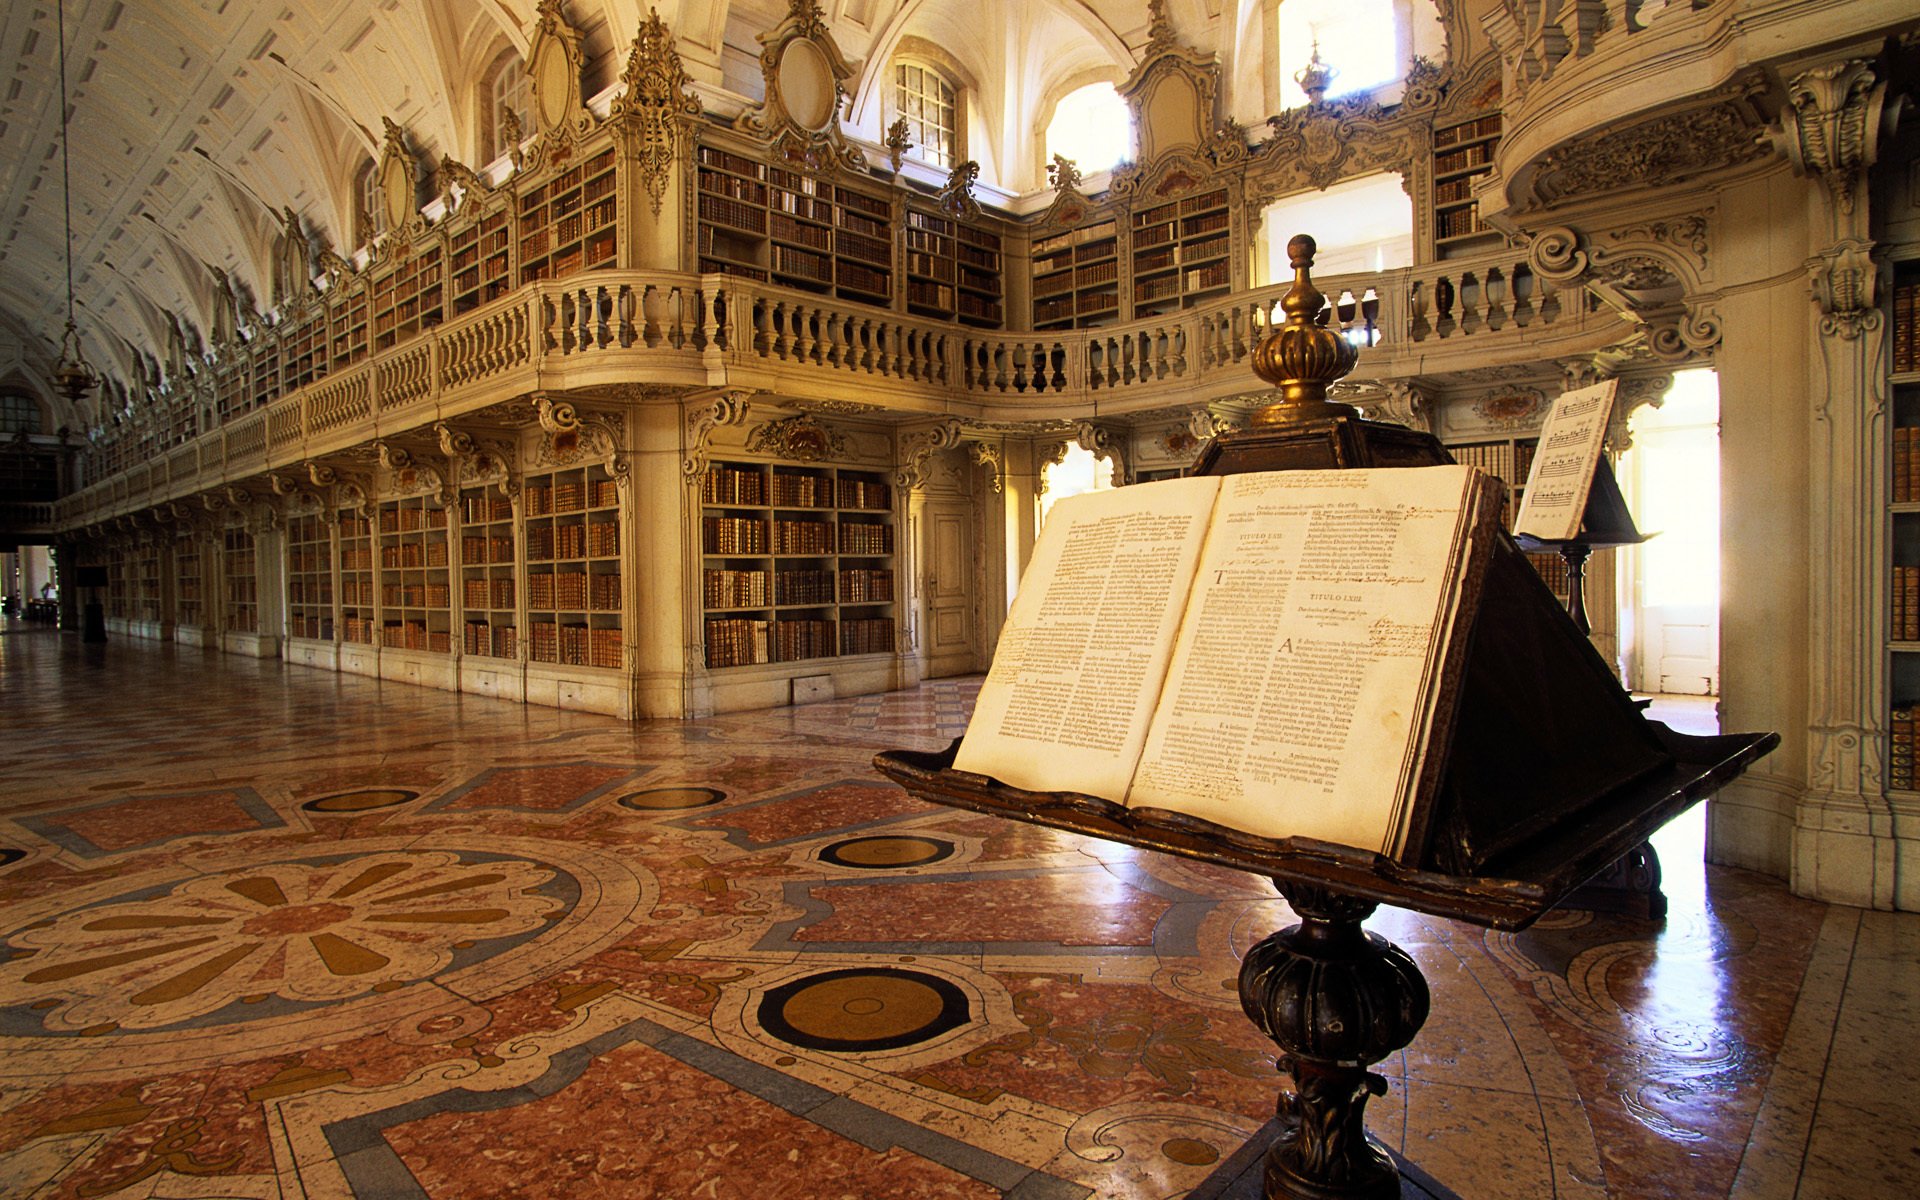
[875,236,1774,1199]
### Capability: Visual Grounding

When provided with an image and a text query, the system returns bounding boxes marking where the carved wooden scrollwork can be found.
[895,419,964,490]
[614,9,702,216]
[525,0,597,164]
[683,391,753,479]
[733,0,865,175]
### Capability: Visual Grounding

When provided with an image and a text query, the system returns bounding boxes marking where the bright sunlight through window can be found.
[1280,0,1401,108]
[1045,85,1133,176]
[1040,444,1114,524]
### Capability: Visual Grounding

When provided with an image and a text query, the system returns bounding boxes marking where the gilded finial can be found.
[1247,234,1359,424]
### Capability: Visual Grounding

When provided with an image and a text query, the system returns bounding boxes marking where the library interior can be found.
[1,0,1917,1196]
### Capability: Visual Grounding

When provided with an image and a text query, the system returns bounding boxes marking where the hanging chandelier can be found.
[50,0,97,407]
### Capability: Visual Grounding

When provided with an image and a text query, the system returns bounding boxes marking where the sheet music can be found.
[1514,380,1619,541]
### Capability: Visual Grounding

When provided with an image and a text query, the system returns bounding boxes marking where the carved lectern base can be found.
[1237,884,1430,1200]
[1191,415,1450,477]
[1190,1119,1463,1200]
[1563,839,1667,920]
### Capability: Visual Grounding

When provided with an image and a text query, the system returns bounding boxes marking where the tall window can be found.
[1279,0,1402,108]
[1044,84,1133,176]
[354,158,383,248]
[0,391,42,434]
[895,61,958,168]
[484,50,533,165]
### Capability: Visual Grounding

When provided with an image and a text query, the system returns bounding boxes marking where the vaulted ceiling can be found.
[6,0,1288,434]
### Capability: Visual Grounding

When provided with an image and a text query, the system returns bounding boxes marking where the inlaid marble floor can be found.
[0,622,1912,1199]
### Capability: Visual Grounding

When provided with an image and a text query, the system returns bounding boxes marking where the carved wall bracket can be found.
[683,391,754,478]
[746,413,847,462]
[967,442,1005,494]
[1810,237,1882,342]
[1769,60,1892,219]
[896,419,965,490]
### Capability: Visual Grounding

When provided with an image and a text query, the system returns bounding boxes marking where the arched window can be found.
[1044,84,1133,176]
[482,49,533,165]
[894,60,959,169]
[1278,0,1403,108]
[0,390,42,434]
[353,158,384,249]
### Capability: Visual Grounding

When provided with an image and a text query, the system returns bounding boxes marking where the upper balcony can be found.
[59,242,1625,529]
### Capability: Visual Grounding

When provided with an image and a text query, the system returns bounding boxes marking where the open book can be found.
[953,465,1504,860]
[1513,380,1617,541]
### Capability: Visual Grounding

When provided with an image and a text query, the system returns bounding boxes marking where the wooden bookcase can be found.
[286,512,334,641]
[329,285,370,370]
[523,464,623,669]
[1889,258,1920,792]
[460,486,519,661]
[282,311,328,390]
[339,509,376,645]
[175,537,203,628]
[135,545,162,623]
[106,555,129,619]
[518,147,619,285]
[699,460,897,668]
[377,495,452,652]
[372,244,445,352]
[1130,186,1231,316]
[1031,218,1119,331]
[693,143,895,304]
[1432,114,1502,251]
[223,527,258,634]
[450,208,514,315]
[904,204,1005,328]
[1445,437,1571,600]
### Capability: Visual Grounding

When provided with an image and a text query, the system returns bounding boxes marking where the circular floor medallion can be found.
[301,788,420,814]
[616,786,726,811]
[758,967,970,1052]
[819,835,953,870]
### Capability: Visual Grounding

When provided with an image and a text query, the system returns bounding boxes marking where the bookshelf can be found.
[371,244,446,353]
[135,545,162,623]
[1445,437,1571,599]
[105,555,129,620]
[339,509,376,646]
[518,148,619,285]
[699,461,897,668]
[282,310,328,390]
[1432,114,1502,251]
[1130,187,1232,315]
[524,464,623,670]
[1889,258,1920,792]
[223,527,258,634]
[460,486,519,661]
[329,283,370,370]
[1032,218,1119,331]
[377,495,452,653]
[905,205,1006,328]
[450,208,514,315]
[286,512,334,641]
[693,143,896,304]
[175,537,203,629]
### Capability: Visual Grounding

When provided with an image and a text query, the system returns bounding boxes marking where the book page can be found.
[1513,380,1618,541]
[1125,466,1486,854]
[953,476,1222,799]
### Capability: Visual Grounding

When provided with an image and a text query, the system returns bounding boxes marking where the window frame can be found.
[482,47,533,167]
[892,58,962,171]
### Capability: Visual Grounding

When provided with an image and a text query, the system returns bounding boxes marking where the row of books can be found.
[461,495,513,523]
[1437,208,1489,240]
[459,535,515,564]
[1893,566,1920,641]
[774,569,835,606]
[288,616,333,641]
[526,478,617,515]
[464,578,517,610]
[527,523,618,560]
[379,544,449,568]
[527,572,621,611]
[1895,427,1920,501]
[705,569,770,609]
[340,581,375,606]
[464,621,518,659]
[773,520,835,555]
[381,584,451,609]
[705,618,841,665]
[841,617,894,656]
[378,506,448,532]
[1435,142,1495,175]
[343,617,376,644]
[703,466,768,505]
[704,516,768,554]
[1896,279,1920,373]
[380,622,452,653]
[289,550,328,573]
[529,622,622,668]
[288,583,333,605]
[1434,114,1502,148]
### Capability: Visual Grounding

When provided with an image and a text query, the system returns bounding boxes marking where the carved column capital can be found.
[1769,60,1892,219]
[683,390,753,479]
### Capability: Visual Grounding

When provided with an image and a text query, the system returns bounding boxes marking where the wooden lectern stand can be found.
[875,237,1775,1200]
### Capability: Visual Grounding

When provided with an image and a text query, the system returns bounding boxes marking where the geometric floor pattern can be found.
[1,622,1914,1198]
